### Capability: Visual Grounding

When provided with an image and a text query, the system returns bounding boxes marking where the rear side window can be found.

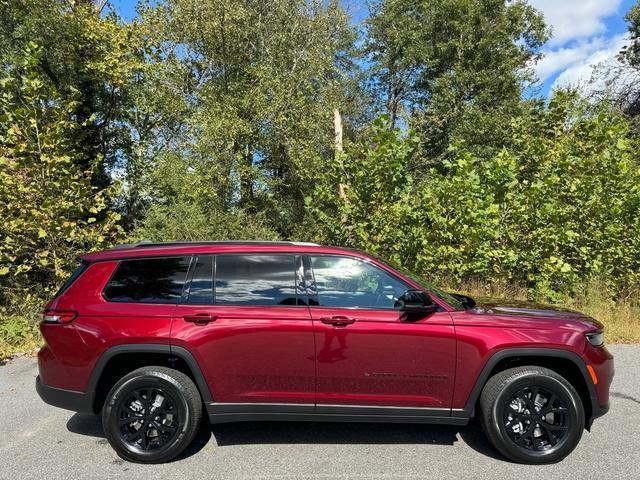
[215,255,297,306]
[104,256,191,304]
[54,260,89,298]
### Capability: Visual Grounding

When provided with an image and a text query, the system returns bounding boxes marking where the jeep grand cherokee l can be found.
[36,241,613,464]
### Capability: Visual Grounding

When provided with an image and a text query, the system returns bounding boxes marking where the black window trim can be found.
[182,254,214,305]
[101,255,194,305]
[304,253,429,312]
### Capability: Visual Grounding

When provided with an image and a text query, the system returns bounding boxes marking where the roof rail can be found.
[112,240,319,249]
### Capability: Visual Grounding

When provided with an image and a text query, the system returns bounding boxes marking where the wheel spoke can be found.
[157,423,176,433]
[537,422,558,446]
[119,414,142,426]
[140,424,149,449]
[124,429,142,442]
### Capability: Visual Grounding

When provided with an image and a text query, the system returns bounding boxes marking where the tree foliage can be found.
[306,94,640,299]
[1,0,640,305]
[365,0,548,160]
[0,44,122,300]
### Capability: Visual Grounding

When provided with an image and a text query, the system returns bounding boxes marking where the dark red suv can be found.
[36,241,613,464]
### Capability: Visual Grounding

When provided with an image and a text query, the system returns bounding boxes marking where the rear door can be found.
[306,254,456,412]
[171,254,316,406]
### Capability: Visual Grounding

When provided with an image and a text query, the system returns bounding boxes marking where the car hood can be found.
[470,297,603,328]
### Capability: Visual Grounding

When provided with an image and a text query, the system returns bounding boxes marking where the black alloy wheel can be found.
[480,365,585,464]
[503,385,569,451]
[102,366,202,463]
[117,386,181,452]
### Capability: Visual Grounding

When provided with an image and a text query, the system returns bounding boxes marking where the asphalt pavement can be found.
[1,345,639,480]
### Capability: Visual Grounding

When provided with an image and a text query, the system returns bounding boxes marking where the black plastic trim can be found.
[78,344,212,413]
[453,348,602,427]
[205,402,468,425]
[36,376,94,414]
[209,413,468,425]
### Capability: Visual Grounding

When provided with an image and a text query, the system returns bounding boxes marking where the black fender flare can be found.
[86,343,213,412]
[451,347,600,424]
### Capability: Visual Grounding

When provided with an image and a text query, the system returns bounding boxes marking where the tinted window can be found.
[186,255,214,304]
[310,256,408,308]
[215,255,297,306]
[104,256,191,303]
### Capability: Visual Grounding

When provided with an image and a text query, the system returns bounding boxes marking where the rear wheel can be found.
[479,366,584,464]
[102,366,202,463]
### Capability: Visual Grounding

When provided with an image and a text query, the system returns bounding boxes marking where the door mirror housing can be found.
[395,289,438,314]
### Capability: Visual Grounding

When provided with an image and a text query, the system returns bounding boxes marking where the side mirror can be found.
[395,289,438,315]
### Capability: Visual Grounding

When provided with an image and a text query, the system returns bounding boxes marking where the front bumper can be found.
[35,376,94,414]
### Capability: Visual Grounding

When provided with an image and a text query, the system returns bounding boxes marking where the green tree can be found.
[306,93,640,299]
[0,0,143,189]
[365,0,548,161]
[0,44,122,300]
[136,0,361,235]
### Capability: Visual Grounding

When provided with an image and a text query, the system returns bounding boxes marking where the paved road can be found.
[1,346,639,480]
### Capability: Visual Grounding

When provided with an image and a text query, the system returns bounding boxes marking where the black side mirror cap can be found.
[395,289,438,314]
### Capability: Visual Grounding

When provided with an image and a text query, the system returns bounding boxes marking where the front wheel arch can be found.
[460,349,595,428]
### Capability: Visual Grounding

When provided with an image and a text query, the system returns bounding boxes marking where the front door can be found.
[306,255,456,412]
[171,254,315,405]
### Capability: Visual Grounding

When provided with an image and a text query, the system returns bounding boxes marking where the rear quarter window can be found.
[103,256,192,304]
[54,260,89,298]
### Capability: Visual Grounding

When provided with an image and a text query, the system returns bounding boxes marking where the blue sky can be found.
[112,0,637,97]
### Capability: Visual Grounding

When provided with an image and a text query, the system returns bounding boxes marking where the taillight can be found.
[42,310,77,324]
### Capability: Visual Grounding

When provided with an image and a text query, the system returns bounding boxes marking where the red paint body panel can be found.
[37,242,614,426]
[171,305,315,403]
[311,308,455,407]
[39,260,173,391]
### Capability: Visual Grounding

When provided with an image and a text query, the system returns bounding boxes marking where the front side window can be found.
[103,256,191,303]
[309,255,409,309]
[215,255,297,306]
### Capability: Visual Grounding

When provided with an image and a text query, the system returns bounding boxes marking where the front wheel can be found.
[102,366,202,463]
[479,366,585,464]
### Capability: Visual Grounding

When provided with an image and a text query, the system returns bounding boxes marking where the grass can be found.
[0,314,41,359]
[452,279,640,344]
[0,281,638,360]
[0,296,43,359]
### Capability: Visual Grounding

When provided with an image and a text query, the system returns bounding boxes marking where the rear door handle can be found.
[320,316,356,327]
[183,313,216,325]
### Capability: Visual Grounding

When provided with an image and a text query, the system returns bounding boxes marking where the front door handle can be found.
[183,313,216,325]
[320,316,356,327]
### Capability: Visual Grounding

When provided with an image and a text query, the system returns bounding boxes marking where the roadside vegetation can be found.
[1,0,640,357]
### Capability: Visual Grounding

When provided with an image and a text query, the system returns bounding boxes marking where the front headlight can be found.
[586,331,604,347]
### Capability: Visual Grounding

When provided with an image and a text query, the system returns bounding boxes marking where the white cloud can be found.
[527,0,631,92]
[535,36,609,82]
[529,0,624,46]
[551,34,629,90]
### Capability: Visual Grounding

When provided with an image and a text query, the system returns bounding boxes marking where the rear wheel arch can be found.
[89,344,212,413]
[460,348,596,427]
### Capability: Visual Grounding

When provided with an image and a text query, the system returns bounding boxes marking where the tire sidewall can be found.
[102,371,193,463]
[490,372,584,464]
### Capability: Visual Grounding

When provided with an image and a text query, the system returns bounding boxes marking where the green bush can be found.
[306,93,640,300]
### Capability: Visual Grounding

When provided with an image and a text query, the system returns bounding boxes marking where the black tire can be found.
[479,366,584,464]
[102,366,202,463]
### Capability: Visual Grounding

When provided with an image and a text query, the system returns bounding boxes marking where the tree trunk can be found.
[334,108,348,201]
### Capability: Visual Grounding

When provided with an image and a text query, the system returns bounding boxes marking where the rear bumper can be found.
[35,376,94,414]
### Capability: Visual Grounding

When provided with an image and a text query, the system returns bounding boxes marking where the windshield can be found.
[372,255,466,311]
